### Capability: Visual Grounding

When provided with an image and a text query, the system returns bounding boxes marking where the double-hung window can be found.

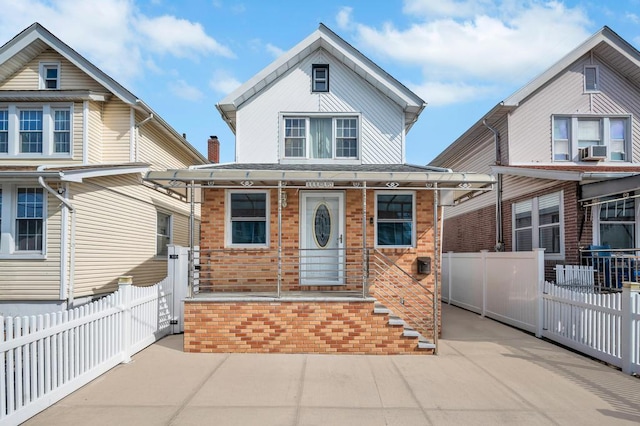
[312,64,329,92]
[40,62,60,90]
[0,104,73,157]
[226,190,269,247]
[513,191,563,258]
[156,211,172,257]
[283,115,359,161]
[596,195,636,249]
[375,192,415,248]
[584,65,598,92]
[552,115,630,162]
[0,185,46,256]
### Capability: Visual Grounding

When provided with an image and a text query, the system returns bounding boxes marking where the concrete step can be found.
[388,315,405,326]
[403,327,420,338]
[418,337,436,350]
[373,303,390,315]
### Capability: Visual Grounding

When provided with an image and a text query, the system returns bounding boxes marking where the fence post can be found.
[119,276,133,363]
[447,251,453,305]
[621,282,639,375]
[480,250,488,317]
[534,249,545,338]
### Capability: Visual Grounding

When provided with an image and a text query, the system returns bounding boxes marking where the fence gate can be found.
[168,245,189,333]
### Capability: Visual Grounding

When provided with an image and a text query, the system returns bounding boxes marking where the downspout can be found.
[37,171,76,307]
[134,113,154,163]
[483,119,504,251]
[433,183,439,354]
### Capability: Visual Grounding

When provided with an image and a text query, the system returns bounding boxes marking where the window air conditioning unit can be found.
[580,145,607,161]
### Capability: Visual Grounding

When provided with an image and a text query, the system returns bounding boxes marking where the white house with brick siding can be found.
[430,26,640,284]
[146,24,494,354]
[0,23,207,316]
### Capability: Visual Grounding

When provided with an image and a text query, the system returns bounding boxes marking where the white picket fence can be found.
[443,250,640,375]
[0,275,173,425]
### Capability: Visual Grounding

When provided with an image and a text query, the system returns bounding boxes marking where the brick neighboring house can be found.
[146,24,494,354]
[429,26,640,282]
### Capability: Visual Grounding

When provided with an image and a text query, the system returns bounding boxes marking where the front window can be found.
[552,115,630,162]
[376,192,415,247]
[598,195,635,249]
[513,191,563,258]
[227,191,269,246]
[283,115,359,160]
[156,212,171,256]
[312,64,329,92]
[0,104,73,157]
[16,188,44,251]
[20,110,43,153]
[40,63,60,89]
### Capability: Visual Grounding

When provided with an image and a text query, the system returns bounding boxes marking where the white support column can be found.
[278,181,283,298]
[480,249,488,318]
[362,182,367,298]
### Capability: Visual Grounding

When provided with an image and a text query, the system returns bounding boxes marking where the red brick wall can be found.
[184,300,430,354]
[442,204,496,253]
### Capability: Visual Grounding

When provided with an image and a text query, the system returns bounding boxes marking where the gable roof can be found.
[0,22,207,164]
[216,24,426,134]
[430,26,640,167]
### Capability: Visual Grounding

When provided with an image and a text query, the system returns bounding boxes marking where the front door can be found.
[300,192,345,285]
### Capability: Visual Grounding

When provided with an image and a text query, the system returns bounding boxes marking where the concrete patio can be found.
[25,304,640,425]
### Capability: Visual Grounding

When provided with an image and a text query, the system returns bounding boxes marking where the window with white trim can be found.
[375,192,415,248]
[226,190,269,247]
[584,65,598,92]
[40,62,60,89]
[156,211,172,256]
[0,104,72,156]
[513,191,563,258]
[0,185,46,255]
[283,116,359,160]
[312,64,329,92]
[552,115,630,162]
[596,195,636,249]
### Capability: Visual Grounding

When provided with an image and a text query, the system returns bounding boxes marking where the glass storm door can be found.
[300,192,345,285]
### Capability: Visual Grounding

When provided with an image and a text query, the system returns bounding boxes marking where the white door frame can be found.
[299,191,345,285]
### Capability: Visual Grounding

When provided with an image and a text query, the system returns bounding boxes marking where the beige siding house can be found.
[430,26,640,284]
[0,23,207,316]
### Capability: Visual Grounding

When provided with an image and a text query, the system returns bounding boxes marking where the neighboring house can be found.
[0,23,208,316]
[430,26,640,281]
[146,24,493,354]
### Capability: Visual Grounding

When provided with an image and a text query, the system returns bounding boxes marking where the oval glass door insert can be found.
[313,203,332,248]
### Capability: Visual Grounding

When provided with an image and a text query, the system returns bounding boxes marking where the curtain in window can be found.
[577,119,601,147]
[309,118,331,158]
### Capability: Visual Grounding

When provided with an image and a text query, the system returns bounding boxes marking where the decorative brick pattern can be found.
[184,300,431,354]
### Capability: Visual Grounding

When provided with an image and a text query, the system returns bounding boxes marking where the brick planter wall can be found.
[184,300,430,355]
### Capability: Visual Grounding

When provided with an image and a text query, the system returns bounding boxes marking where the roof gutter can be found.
[37,165,76,308]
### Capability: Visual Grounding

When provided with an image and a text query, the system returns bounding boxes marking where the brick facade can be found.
[184,300,431,354]
[442,180,593,281]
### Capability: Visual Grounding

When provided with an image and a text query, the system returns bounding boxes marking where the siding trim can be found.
[82,100,88,163]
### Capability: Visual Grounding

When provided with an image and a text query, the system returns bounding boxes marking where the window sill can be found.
[0,253,47,260]
[224,245,271,250]
[280,158,361,165]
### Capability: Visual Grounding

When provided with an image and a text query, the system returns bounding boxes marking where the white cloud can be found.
[0,0,233,86]
[210,70,241,95]
[350,1,592,104]
[137,15,234,59]
[265,43,284,57]
[336,6,353,30]
[169,79,204,101]
[410,81,495,106]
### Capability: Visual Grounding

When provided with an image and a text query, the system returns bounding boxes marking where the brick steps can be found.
[373,303,436,350]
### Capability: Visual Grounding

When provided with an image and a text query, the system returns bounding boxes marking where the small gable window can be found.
[312,64,329,92]
[584,65,598,92]
[40,63,60,90]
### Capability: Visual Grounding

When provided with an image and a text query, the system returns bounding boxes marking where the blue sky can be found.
[1,0,639,164]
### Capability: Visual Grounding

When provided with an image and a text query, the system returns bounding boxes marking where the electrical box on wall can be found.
[417,257,431,275]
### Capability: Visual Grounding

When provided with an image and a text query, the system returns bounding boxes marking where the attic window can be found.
[40,63,60,89]
[584,66,598,92]
[312,64,329,92]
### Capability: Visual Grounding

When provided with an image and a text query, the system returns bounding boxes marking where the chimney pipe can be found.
[208,135,220,163]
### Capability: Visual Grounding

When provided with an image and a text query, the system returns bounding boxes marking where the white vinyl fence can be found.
[0,275,173,425]
[443,250,640,375]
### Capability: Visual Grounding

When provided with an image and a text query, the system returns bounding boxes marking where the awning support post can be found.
[362,182,368,298]
[277,181,283,298]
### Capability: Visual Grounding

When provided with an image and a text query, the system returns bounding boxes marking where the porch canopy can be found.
[144,163,495,200]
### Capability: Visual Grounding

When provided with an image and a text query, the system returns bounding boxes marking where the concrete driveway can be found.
[25,304,640,425]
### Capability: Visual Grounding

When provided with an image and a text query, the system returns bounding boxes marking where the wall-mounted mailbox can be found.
[417,257,431,275]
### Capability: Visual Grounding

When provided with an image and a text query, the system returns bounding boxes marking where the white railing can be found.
[443,250,639,375]
[541,281,639,375]
[0,275,173,425]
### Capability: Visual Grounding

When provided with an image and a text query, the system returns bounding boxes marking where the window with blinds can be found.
[512,191,563,258]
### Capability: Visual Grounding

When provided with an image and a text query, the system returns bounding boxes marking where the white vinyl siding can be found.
[101,100,131,163]
[235,49,404,164]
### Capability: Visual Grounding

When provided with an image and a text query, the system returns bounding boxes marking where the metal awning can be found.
[144,165,495,205]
